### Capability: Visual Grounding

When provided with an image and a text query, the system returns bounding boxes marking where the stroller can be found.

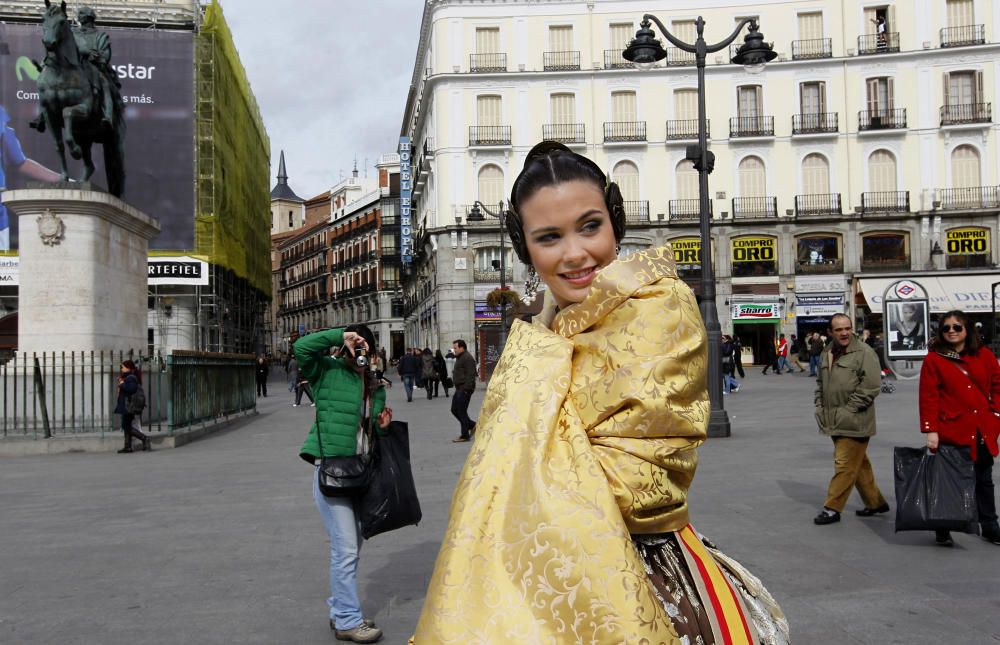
[880,369,896,394]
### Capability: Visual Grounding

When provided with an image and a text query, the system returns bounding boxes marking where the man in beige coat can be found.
[813,313,890,525]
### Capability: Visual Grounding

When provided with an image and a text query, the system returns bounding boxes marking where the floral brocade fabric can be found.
[413,246,719,643]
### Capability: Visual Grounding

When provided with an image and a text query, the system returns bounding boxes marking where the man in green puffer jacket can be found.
[297,324,390,644]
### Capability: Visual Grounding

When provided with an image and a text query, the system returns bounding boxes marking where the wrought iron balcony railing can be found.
[543,123,585,143]
[861,191,910,214]
[730,115,774,137]
[543,50,580,71]
[792,112,838,134]
[469,125,512,146]
[668,199,712,221]
[794,193,842,217]
[623,200,649,223]
[472,269,513,283]
[858,108,906,130]
[603,121,647,142]
[666,119,709,140]
[732,197,778,219]
[938,186,1000,210]
[858,32,900,55]
[666,47,695,66]
[604,49,631,69]
[470,52,507,72]
[792,38,832,59]
[940,102,992,125]
[940,24,985,48]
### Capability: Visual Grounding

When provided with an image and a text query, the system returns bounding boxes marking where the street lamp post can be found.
[467,201,510,349]
[624,15,776,438]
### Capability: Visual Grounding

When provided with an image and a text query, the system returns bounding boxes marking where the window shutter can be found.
[612,161,640,201]
[886,77,894,108]
[676,160,699,200]
[864,7,877,34]
[551,93,575,124]
[868,150,897,192]
[975,69,983,104]
[477,95,501,126]
[549,25,572,52]
[477,165,505,205]
[476,28,500,53]
[951,145,981,189]
[612,91,637,121]
[818,81,826,113]
[610,23,632,48]
[797,12,823,40]
[674,89,697,120]
[943,72,951,107]
[946,0,974,27]
[887,6,897,31]
[738,156,766,197]
[802,154,830,195]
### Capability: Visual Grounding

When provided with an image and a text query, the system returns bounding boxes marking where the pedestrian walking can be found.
[415,141,787,643]
[813,314,889,525]
[789,334,806,372]
[918,310,1000,547]
[296,324,390,643]
[433,349,449,397]
[449,339,477,443]
[761,334,779,374]
[732,334,745,378]
[115,359,149,453]
[808,332,824,376]
[421,347,438,400]
[397,348,421,402]
[255,355,269,397]
[721,334,740,394]
[776,333,791,374]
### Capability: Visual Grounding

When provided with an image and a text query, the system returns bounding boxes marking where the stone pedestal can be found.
[2,186,160,353]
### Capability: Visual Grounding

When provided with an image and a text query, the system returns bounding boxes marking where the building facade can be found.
[400,0,1000,364]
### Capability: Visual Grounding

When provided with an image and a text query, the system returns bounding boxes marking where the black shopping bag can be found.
[894,444,978,533]
[360,420,422,539]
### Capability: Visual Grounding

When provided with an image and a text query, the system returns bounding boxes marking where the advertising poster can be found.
[886,300,929,360]
[0,22,195,250]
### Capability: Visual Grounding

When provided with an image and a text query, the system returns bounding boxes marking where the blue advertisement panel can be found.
[474,300,501,323]
[398,136,413,263]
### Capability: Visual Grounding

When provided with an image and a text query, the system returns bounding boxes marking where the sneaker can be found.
[334,622,382,643]
[331,619,376,631]
[813,508,841,525]
[855,503,890,517]
[292,404,299,407]
[732,384,741,393]
[311,403,316,407]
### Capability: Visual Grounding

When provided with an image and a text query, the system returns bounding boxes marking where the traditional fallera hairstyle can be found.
[931,309,981,354]
[507,141,627,265]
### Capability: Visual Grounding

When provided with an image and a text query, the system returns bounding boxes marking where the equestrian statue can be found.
[31,1,126,197]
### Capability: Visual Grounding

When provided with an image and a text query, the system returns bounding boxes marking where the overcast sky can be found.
[225,0,425,201]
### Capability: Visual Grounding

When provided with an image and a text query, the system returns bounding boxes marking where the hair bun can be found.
[523,140,573,168]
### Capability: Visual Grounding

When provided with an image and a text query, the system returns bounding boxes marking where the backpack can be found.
[126,385,146,415]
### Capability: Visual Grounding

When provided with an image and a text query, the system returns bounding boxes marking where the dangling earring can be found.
[523,265,540,303]
[616,243,622,256]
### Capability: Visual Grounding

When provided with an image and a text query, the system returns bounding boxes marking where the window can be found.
[797,11,823,39]
[868,149,897,192]
[670,21,696,63]
[951,145,981,188]
[550,93,576,124]
[549,25,573,51]
[674,89,697,121]
[475,247,511,271]
[947,0,974,27]
[612,160,640,202]
[476,27,500,53]
[945,70,982,106]
[738,156,766,197]
[288,212,293,228]
[802,154,831,195]
[861,232,909,271]
[796,234,841,273]
[611,91,637,122]
[731,235,777,277]
[609,22,633,48]
[864,6,895,33]
[477,95,502,126]
[866,77,894,112]
[676,160,698,200]
[477,165,505,206]
[737,85,762,118]
[800,82,826,115]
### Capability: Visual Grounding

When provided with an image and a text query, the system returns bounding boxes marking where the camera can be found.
[353,346,368,368]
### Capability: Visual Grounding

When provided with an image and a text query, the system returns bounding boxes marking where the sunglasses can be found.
[941,324,964,333]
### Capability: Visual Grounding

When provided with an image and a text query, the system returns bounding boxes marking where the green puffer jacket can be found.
[814,336,882,438]
[296,328,386,462]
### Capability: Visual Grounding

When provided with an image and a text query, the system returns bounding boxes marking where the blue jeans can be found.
[809,355,820,375]
[723,373,740,393]
[777,356,791,373]
[312,469,364,630]
[402,374,415,400]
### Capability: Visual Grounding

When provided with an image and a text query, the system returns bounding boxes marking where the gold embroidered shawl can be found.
[414,246,709,644]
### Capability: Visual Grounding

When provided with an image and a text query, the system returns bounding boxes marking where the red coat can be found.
[919,347,1000,461]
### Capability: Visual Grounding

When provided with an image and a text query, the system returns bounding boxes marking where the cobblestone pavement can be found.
[1,370,998,644]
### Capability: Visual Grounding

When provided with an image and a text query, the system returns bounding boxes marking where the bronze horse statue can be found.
[32,0,125,197]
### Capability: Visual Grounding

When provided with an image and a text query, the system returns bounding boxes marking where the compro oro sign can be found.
[945,227,989,255]
[731,236,775,262]
[670,238,701,264]
[731,303,780,322]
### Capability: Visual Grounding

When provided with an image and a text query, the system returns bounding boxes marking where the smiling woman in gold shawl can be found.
[413,142,788,645]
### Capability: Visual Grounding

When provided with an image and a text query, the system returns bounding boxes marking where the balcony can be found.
[668,199,711,222]
[665,119,709,141]
[732,197,778,220]
[940,24,985,48]
[729,115,774,138]
[470,53,506,72]
[469,125,511,146]
[861,191,909,215]
[604,49,631,69]
[858,108,906,131]
[792,38,832,59]
[938,186,1000,210]
[796,259,845,274]
[622,200,649,224]
[795,193,842,218]
[543,123,585,144]
[473,268,513,283]
[665,47,695,66]
[940,102,992,125]
[792,112,838,135]
[858,32,900,55]
[543,50,580,71]
[603,121,646,142]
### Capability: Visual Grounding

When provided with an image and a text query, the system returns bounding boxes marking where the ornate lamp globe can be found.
[731,22,777,74]
[467,203,485,222]
[622,18,667,70]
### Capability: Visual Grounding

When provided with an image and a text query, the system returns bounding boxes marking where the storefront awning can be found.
[858,276,999,314]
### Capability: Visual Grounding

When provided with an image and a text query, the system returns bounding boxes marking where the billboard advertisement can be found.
[0,22,195,250]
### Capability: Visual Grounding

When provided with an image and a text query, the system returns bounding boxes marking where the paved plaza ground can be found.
[1,368,998,644]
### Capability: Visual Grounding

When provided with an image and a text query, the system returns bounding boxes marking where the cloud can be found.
[224,0,424,200]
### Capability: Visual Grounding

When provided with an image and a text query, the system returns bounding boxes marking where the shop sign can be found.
[795,275,847,293]
[147,256,209,285]
[731,236,775,263]
[0,256,17,285]
[398,136,414,264]
[731,303,779,321]
[795,294,845,317]
[945,228,989,255]
[670,237,701,264]
[474,300,501,322]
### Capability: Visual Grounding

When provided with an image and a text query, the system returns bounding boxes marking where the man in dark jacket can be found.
[450,339,478,443]
[813,314,889,525]
[808,332,824,376]
[397,347,421,402]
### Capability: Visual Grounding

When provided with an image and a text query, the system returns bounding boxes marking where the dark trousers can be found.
[975,436,998,532]
[295,382,314,405]
[425,378,438,399]
[120,413,146,449]
[256,378,267,397]
[451,389,475,439]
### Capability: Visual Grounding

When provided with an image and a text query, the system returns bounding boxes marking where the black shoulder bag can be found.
[315,408,375,498]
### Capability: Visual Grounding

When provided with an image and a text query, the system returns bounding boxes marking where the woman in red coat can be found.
[919,309,1000,546]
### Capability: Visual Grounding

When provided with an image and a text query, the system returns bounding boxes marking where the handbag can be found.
[893,444,978,533]
[359,420,422,539]
[315,408,375,498]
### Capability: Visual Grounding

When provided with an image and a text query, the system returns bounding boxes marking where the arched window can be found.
[861,231,909,272]
[868,149,897,192]
[477,165,504,206]
[676,160,698,200]
[738,156,766,197]
[950,144,981,189]
[801,153,830,195]
[612,160,640,202]
[795,233,842,273]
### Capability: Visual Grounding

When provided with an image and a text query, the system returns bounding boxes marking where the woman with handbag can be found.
[297,324,392,644]
[433,349,450,397]
[114,359,149,453]
[919,309,1000,547]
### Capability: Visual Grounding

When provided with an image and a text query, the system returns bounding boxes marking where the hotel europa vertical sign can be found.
[398,137,414,264]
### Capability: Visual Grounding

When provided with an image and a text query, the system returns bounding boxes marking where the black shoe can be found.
[935,531,954,547]
[452,436,470,443]
[117,447,133,454]
[982,530,1000,545]
[814,508,841,525]
[856,503,890,517]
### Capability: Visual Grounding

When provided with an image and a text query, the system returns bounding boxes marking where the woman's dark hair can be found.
[507,141,626,265]
[345,323,379,395]
[121,359,142,385]
[932,309,981,354]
